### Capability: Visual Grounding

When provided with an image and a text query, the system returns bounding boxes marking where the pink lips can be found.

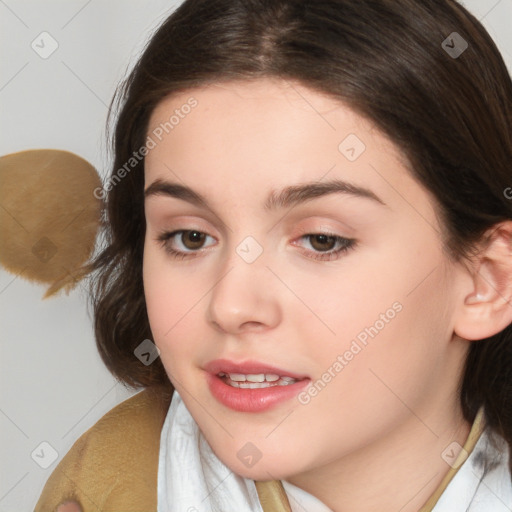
[204,359,310,413]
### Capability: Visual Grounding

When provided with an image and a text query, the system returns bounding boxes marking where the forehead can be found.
[148,78,349,125]
[143,77,436,225]
[152,79,368,138]
[145,77,404,170]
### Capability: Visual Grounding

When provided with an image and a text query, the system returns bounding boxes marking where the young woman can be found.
[35,0,512,510]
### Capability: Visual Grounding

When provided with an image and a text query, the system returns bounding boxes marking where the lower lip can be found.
[206,373,310,412]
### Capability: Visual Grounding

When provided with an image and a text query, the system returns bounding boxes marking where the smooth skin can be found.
[142,78,512,511]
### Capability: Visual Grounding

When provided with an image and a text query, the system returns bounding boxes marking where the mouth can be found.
[204,359,310,412]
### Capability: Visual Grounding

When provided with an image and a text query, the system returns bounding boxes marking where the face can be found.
[142,78,467,482]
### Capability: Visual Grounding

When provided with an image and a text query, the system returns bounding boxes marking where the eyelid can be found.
[145,208,228,237]
[293,223,352,239]
[156,221,350,242]
[149,215,216,236]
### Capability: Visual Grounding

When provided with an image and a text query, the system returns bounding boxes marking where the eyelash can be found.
[156,228,357,262]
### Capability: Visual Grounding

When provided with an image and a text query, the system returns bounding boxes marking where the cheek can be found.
[282,271,452,470]
[294,246,409,352]
[309,239,452,402]
[142,242,201,368]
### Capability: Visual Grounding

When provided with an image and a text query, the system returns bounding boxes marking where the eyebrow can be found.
[144,178,386,211]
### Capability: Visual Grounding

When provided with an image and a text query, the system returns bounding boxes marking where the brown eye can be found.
[180,230,206,250]
[156,229,215,259]
[295,232,356,261]
[308,234,337,252]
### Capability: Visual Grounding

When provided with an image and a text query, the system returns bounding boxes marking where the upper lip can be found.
[204,359,309,380]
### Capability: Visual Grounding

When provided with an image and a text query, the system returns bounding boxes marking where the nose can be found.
[206,249,282,335]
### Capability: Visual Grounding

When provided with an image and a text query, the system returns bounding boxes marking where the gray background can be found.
[0,0,511,510]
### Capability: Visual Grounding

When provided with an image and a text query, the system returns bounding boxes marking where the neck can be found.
[285,401,472,512]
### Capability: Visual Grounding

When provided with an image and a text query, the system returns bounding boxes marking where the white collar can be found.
[430,426,511,511]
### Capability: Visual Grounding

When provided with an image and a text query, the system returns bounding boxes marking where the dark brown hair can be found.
[86,0,512,467]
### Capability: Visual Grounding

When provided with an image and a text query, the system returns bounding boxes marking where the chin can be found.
[221,456,297,482]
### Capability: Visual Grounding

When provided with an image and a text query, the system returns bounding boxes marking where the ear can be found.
[454,220,512,341]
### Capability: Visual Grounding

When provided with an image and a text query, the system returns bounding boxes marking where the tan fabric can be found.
[0,149,102,299]
[34,388,171,512]
[418,406,486,512]
[255,480,292,512]
[34,389,485,512]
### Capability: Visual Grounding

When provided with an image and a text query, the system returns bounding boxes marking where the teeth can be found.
[247,374,265,383]
[229,373,247,382]
[238,382,272,388]
[218,371,299,388]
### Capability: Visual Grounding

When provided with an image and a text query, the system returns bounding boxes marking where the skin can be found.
[142,78,511,511]
[56,501,82,512]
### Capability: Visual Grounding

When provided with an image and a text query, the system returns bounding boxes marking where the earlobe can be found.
[454,221,512,341]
